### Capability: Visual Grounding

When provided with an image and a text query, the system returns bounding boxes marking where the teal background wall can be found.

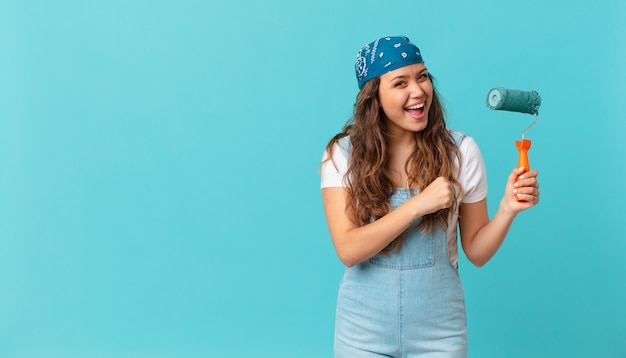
[1,0,625,357]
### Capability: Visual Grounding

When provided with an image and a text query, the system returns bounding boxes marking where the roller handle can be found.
[515,139,532,202]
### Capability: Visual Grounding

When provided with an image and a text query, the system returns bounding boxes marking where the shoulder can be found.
[449,130,466,147]
[448,129,481,157]
[449,130,487,203]
[321,136,351,188]
[336,136,352,157]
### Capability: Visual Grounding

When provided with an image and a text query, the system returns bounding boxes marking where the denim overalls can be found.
[334,133,468,357]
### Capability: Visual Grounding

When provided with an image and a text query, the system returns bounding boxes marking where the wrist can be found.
[497,200,518,220]
[408,195,428,221]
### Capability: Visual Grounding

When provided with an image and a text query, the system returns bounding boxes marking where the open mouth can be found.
[405,103,425,117]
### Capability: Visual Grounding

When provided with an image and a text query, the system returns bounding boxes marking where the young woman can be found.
[320,36,540,357]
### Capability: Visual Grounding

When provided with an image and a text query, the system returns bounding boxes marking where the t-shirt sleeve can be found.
[458,136,488,203]
[320,142,349,189]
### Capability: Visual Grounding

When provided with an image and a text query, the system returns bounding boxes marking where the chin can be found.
[406,122,428,133]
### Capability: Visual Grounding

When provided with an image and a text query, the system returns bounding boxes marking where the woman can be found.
[320,36,540,357]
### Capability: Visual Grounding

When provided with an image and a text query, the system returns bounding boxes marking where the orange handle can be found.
[515,139,532,202]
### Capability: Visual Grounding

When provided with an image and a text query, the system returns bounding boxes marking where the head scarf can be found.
[355,36,424,89]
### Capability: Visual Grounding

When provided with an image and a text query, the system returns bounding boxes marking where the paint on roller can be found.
[486,87,541,115]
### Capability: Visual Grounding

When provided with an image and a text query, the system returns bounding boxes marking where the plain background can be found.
[1,0,625,357]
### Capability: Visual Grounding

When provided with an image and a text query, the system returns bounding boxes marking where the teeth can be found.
[406,103,424,110]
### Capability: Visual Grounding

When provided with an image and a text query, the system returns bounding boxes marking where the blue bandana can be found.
[355,36,424,89]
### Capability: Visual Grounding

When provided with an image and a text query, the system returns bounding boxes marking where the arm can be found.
[322,177,454,267]
[459,167,540,267]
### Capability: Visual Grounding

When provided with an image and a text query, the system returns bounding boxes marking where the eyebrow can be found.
[388,69,428,82]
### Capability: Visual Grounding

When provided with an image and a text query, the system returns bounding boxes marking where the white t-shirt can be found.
[320,132,488,267]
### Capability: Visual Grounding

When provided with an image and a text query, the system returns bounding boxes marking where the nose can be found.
[409,80,425,98]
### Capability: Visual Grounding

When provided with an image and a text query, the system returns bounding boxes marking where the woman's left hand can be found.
[501,167,540,214]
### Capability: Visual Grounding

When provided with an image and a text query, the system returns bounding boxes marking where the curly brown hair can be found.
[324,75,463,254]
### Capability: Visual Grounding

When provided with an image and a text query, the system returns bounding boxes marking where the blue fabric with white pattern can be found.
[355,35,424,89]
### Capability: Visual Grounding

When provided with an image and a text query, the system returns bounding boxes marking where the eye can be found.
[418,72,429,81]
[394,80,406,87]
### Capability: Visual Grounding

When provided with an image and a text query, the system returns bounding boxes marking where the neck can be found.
[386,133,416,188]
[388,132,416,154]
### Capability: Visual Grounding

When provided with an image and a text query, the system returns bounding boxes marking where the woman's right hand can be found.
[415,176,455,214]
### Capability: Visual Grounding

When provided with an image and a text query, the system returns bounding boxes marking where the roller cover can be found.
[486,87,541,115]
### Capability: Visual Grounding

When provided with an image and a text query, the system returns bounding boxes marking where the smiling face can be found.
[378,63,433,138]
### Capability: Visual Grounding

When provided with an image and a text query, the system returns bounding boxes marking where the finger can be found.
[522,169,539,178]
[515,176,538,189]
[515,192,539,204]
[517,170,538,181]
[514,186,537,196]
[508,167,525,184]
[514,187,540,201]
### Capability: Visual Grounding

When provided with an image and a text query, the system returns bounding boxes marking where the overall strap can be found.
[338,136,352,159]
[449,130,466,147]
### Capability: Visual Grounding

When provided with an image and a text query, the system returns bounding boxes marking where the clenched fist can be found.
[415,176,455,215]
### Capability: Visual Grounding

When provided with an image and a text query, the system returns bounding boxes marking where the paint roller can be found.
[486,87,541,201]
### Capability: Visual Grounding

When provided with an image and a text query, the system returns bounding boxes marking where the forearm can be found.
[332,201,423,267]
[464,203,517,267]
[324,178,455,267]
[460,168,540,267]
